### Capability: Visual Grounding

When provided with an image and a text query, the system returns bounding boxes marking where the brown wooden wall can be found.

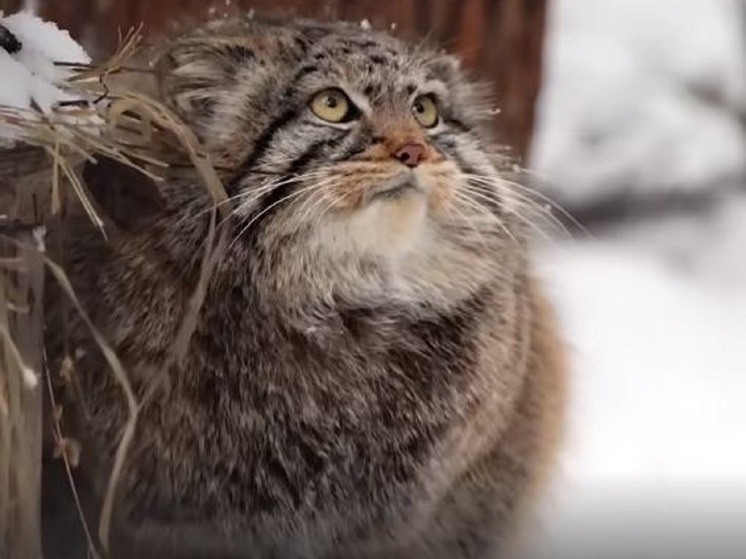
[2,0,547,160]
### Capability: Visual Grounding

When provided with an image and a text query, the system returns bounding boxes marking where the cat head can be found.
[155,17,525,311]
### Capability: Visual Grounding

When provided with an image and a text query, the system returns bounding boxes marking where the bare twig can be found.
[43,257,138,554]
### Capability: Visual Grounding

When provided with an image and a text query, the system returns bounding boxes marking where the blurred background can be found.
[530,0,746,557]
[533,1,746,556]
[4,0,745,555]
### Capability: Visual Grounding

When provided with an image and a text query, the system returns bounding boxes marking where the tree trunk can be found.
[32,0,547,162]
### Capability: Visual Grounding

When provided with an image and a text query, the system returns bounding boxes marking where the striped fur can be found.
[44,15,566,559]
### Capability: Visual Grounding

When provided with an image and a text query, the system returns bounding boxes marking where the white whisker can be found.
[462,184,552,243]
[447,191,493,250]
[226,178,341,252]
[450,189,520,248]
[463,173,587,237]
[463,176,572,240]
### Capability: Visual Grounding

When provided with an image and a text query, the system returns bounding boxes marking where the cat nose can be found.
[393,143,427,168]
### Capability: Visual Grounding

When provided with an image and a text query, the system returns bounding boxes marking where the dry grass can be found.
[0,26,229,557]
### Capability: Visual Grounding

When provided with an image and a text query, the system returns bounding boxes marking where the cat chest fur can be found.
[101,295,490,535]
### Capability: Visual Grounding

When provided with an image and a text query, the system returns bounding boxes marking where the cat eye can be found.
[309,88,356,123]
[412,95,439,128]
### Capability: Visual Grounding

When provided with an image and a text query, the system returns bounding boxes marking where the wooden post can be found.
[0,143,48,559]
[0,219,45,559]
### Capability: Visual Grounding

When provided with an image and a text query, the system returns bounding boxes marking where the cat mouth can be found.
[366,172,421,202]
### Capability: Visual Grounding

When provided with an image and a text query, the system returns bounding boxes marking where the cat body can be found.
[46,16,566,558]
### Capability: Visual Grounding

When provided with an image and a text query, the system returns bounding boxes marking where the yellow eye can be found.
[412,95,439,128]
[310,88,353,123]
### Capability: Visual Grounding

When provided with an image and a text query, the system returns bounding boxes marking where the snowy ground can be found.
[533,201,746,556]
[531,0,746,556]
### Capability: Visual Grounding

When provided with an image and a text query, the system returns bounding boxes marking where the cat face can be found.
[160,18,522,307]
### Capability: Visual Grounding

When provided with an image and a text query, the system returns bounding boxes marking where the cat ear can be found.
[156,39,248,126]
[427,53,462,80]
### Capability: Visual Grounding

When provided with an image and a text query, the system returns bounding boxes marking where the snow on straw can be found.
[0,12,94,144]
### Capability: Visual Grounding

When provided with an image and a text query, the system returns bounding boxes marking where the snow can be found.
[531,0,746,205]
[0,49,35,109]
[530,0,746,555]
[0,11,92,143]
[2,11,90,82]
[539,234,746,482]
[533,219,746,556]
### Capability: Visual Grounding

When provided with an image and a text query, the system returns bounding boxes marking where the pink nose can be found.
[393,143,427,168]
